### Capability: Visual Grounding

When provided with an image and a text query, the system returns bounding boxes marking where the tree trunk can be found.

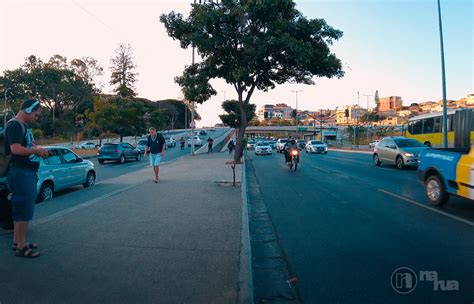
[234,95,248,164]
[120,133,123,142]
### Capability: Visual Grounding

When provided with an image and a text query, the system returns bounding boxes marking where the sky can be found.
[1,0,473,127]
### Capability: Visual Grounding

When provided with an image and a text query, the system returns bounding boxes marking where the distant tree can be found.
[70,57,104,90]
[161,0,344,163]
[110,44,138,98]
[219,100,256,129]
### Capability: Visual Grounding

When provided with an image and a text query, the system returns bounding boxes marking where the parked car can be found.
[373,137,428,169]
[199,130,207,136]
[187,136,203,147]
[246,140,256,150]
[369,140,380,149]
[255,141,272,155]
[209,128,216,132]
[417,146,473,206]
[305,140,328,154]
[79,142,97,149]
[136,139,148,153]
[98,142,141,164]
[37,147,96,202]
[275,138,288,153]
[164,136,176,147]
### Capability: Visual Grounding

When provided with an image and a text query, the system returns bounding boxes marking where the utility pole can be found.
[364,94,373,145]
[190,0,199,155]
[437,0,448,148]
[320,109,323,141]
[291,90,302,138]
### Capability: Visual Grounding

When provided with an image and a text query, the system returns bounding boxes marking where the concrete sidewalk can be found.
[0,152,248,304]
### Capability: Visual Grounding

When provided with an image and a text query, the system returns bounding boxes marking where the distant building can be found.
[336,105,367,125]
[379,96,403,113]
[258,103,294,121]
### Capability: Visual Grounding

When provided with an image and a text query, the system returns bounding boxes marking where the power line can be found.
[71,0,114,33]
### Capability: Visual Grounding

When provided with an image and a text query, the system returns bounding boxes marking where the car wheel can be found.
[37,182,54,203]
[324,151,328,154]
[425,175,449,206]
[119,154,126,164]
[396,156,404,169]
[305,149,308,153]
[373,154,381,166]
[83,171,96,188]
[424,141,432,148]
[136,153,141,161]
[98,159,104,164]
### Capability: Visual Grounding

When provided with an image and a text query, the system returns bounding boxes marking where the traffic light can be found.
[345,109,349,117]
[292,110,297,118]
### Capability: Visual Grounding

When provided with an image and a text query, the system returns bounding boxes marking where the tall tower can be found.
[374,90,380,112]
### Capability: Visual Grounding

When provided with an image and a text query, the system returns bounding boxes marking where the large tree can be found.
[110,43,138,98]
[161,0,344,163]
[219,99,256,129]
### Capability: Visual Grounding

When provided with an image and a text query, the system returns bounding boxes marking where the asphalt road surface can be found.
[247,149,474,304]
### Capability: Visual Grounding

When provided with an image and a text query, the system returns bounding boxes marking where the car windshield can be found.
[248,141,255,144]
[257,142,269,146]
[279,139,288,143]
[394,139,425,148]
[312,141,323,145]
[138,140,147,145]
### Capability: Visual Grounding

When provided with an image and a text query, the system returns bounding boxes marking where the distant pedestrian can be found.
[179,136,185,150]
[207,137,214,153]
[5,99,49,258]
[144,127,166,183]
[227,140,235,154]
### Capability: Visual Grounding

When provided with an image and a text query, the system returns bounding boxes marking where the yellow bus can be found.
[406,108,474,148]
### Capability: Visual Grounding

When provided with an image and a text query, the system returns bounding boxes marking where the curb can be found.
[237,156,254,304]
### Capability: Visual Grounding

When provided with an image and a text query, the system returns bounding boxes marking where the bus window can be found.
[447,114,454,132]
[407,121,413,134]
[433,117,441,133]
[422,118,434,134]
[412,120,423,135]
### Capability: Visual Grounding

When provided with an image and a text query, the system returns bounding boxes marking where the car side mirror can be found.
[76,157,83,163]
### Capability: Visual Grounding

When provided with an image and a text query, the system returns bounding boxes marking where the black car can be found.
[98,142,141,164]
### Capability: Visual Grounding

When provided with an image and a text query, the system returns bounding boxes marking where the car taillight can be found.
[114,149,119,153]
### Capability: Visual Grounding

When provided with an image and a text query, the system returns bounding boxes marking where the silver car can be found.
[36,146,96,202]
[373,137,428,169]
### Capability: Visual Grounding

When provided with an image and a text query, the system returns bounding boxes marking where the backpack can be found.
[0,118,26,177]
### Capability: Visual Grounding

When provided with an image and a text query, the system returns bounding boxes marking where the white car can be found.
[164,136,176,147]
[187,136,203,147]
[369,140,380,149]
[305,140,328,154]
[79,142,96,149]
[255,141,272,155]
[246,140,256,150]
[275,138,288,153]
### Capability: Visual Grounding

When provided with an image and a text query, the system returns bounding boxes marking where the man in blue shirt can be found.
[144,127,166,183]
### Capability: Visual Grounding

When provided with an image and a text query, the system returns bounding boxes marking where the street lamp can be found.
[437,0,448,148]
[291,90,302,138]
[364,94,373,145]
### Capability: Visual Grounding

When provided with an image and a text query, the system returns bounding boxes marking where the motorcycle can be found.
[288,149,299,171]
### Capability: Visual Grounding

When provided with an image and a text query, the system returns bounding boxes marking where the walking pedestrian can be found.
[144,127,166,183]
[227,140,235,154]
[5,99,48,258]
[179,136,185,150]
[207,137,214,153]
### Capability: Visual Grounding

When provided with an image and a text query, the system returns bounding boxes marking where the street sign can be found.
[190,121,195,128]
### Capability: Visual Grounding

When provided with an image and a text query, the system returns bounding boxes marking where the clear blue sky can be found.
[292,0,473,106]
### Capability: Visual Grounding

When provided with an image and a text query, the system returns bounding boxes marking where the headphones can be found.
[24,101,40,114]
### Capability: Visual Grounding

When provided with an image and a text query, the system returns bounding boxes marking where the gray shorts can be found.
[7,166,38,222]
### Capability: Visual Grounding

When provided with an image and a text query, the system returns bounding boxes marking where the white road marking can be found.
[378,189,474,227]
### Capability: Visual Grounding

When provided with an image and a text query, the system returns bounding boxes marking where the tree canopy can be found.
[161,0,344,162]
[219,99,256,129]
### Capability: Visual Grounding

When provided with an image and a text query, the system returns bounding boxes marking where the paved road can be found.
[247,150,474,303]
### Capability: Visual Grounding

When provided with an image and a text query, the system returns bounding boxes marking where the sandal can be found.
[12,242,38,251]
[15,246,40,258]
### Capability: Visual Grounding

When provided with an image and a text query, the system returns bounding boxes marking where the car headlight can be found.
[404,153,414,157]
